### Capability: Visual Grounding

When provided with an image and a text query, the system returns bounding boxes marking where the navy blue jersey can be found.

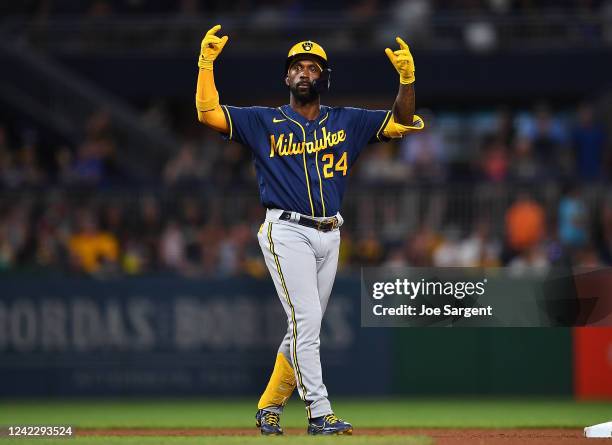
[221,104,392,217]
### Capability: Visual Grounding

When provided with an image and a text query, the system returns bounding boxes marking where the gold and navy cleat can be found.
[255,409,283,435]
[307,413,353,435]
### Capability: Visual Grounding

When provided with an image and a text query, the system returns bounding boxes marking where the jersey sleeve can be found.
[346,108,392,162]
[220,105,264,147]
[356,108,392,144]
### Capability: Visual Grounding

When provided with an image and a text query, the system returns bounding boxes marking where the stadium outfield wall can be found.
[1,276,571,397]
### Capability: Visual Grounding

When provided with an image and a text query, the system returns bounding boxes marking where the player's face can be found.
[286,59,321,102]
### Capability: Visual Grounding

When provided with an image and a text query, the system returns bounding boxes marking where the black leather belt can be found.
[279,211,339,232]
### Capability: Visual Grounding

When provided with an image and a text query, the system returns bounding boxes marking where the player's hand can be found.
[198,24,229,70]
[385,37,415,85]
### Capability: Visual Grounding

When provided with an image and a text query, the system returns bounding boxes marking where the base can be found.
[585,421,612,438]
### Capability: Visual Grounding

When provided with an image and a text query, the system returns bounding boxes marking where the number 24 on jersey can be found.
[322,152,347,178]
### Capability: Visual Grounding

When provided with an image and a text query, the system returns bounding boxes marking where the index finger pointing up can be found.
[207,24,222,36]
[395,37,409,50]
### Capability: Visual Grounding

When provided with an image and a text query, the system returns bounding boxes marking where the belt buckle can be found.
[314,217,338,232]
[318,217,338,232]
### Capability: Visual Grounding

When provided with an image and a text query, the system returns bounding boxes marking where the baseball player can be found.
[195,25,424,435]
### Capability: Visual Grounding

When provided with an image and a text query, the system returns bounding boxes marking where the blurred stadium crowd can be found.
[3,0,606,15]
[4,0,606,15]
[1,0,611,278]
[3,0,612,53]
[0,98,610,277]
[3,0,609,17]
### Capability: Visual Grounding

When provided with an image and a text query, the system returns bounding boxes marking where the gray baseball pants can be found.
[257,208,342,419]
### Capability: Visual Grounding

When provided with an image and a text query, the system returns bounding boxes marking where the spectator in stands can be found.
[507,245,550,276]
[0,144,45,188]
[505,192,546,255]
[358,143,409,183]
[101,201,127,243]
[177,198,205,270]
[211,142,252,186]
[34,224,66,269]
[380,200,410,243]
[383,247,409,268]
[54,146,75,185]
[354,230,384,265]
[509,136,540,181]
[457,219,501,267]
[337,230,355,270]
[433,226,462,266]
[71,141,105,185]
[198,222,223,276]
[381,0,432,45]
[0,203,31,269]
[33,198,71,270]
[159,220,186,271]
[137,196,162,270]
[18,144,46,186]
[491,107,516,148]
[70,111,120,184]
[405,224,441,266]
[558,184,589,250]
[572,102,607,180]
[517,104,567,177]
[164,143,207,185]
[0,228,13,270]
[399,111,446,181]
[33,196,72,270]
[142,99,172,133]
[479,136,509,182]
[122,238,148,274]
[218,223,251,276]
[68,210,119,274]
[0,150,23,188]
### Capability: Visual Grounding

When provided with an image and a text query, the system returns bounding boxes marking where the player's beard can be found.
[290,81,319,104]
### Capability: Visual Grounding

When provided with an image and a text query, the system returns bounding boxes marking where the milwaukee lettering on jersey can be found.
[269,127,346,157]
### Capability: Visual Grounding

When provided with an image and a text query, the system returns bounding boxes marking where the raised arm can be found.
[195,25,229,133]
[382,37,424,138]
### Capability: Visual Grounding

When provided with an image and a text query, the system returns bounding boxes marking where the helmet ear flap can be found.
[312,68,332,94]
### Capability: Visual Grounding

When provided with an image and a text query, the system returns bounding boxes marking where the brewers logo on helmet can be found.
[285,40,332,93]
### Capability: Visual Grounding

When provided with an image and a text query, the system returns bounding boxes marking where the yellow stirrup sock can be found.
[257,353,297,410]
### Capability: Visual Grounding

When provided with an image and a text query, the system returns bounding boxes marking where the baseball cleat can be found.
[307,413,353,435]
[255,409,283,435]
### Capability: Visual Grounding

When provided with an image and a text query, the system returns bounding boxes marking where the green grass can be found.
[1,398,610,429]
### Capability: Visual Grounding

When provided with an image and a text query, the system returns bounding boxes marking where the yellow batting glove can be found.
[198,24,229,70]
[385,37,415,85]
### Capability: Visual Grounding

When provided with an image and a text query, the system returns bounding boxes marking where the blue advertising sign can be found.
[0,276,391,396]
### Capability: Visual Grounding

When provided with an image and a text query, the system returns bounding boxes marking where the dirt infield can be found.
[79,427,607,444]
